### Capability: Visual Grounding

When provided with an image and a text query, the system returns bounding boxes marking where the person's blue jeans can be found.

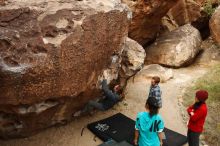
[83,100,105,113]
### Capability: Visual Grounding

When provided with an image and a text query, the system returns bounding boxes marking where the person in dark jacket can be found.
[187,90,208,146]
[82,79,123,113]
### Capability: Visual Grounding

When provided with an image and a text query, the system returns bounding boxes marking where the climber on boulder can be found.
[81,79,123,114]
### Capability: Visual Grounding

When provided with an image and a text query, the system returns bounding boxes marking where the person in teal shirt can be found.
[134,97,165,146]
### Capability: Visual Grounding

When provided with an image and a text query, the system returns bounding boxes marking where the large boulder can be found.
[168,0,201,26]
[145,24,202,68]
[210,6,220,45]
[122,0,179,46]
[133,64,173,83]
[120,37,146,86]
[0,0,5,6]
[0,0,129,138]
[165,0,220,39]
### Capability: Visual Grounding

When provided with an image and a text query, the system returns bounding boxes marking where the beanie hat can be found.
[196,90,208,102]
[147,97,160,107]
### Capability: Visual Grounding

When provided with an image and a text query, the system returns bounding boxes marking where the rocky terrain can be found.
[0,0,132,138]
[0,0,219,145]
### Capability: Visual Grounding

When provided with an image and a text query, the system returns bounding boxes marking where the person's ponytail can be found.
[193,101,204,110]
[146,100,159,117]
[149,105,159,117]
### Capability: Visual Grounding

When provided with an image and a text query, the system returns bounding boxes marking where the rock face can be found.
[0,0,6,6]
[133,64,173,83]
[210,6,220,45]
[165,0,220,39]
[168,0,201,26]
[120,37,146,86]
[145,24,202,68]
[0,0,129,138]
[122,0,179,46]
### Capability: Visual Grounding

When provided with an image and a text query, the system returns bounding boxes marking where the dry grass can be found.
[183,64,220,146]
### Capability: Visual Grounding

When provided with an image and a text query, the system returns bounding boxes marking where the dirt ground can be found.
[0,40,219,146]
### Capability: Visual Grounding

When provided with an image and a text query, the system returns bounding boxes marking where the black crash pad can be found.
[87,113,187,146]
[99,140,133,146]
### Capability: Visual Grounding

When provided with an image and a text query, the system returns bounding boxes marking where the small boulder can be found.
[120,37,146,85]
[121,38,146,77]
[145,24,202,68]
[133,64,173,83]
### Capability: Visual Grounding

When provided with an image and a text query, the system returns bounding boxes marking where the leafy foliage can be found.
[203,0,219,16]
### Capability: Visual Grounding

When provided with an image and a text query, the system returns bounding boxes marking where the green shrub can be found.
[203,0,217,16]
